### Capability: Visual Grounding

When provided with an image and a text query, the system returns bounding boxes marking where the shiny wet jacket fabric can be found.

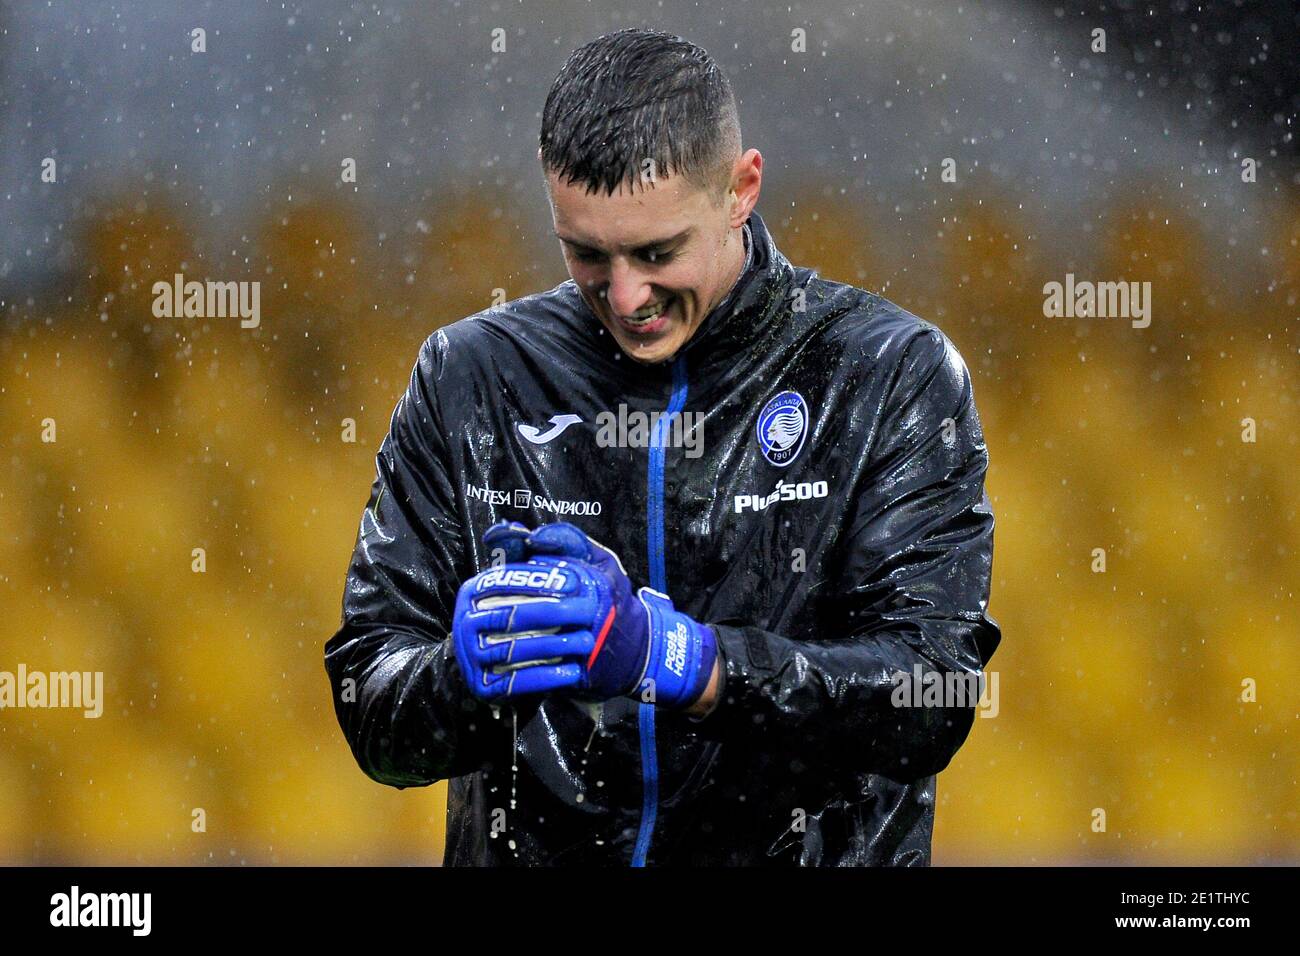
[324,209,1001,866]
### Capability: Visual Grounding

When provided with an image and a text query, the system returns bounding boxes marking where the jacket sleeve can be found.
[324,331,516,787]
[690,327,1001,784]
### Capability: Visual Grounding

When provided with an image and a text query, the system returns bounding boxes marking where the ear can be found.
[729,148,762,227]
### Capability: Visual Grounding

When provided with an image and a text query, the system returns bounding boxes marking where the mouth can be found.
[612,297,675,337]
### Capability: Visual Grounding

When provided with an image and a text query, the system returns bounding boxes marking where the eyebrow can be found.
[552,226,693,254]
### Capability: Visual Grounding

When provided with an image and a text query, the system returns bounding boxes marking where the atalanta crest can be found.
[756,391,808,467]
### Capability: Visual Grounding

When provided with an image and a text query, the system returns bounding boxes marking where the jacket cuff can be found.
[683,623,776,737]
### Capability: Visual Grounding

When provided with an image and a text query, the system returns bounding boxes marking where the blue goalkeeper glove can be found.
[452,521,716,709]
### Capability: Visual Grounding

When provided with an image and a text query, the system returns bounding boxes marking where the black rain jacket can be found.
[325,209,1000,866]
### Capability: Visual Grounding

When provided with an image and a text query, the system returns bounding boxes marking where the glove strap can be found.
[634,588,718,710]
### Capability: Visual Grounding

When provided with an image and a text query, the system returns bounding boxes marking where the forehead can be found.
[544,168,709,250]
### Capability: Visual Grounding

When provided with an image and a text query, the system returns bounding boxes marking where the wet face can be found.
[543,153,760,365]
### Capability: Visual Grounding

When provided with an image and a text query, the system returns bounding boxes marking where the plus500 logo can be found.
[475,566,569,593]
[734,479,829,514]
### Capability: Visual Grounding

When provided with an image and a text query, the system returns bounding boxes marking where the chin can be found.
[617,334,681,366]
[623,349,669,366]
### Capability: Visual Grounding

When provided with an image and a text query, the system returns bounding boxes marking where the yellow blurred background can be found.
[0,183,1295,864]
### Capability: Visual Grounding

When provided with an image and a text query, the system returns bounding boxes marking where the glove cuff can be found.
[633,588,718,710]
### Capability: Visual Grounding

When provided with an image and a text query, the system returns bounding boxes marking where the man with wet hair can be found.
[326,27,1000,866]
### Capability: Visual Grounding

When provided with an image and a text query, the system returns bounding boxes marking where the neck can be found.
[704,223,750,318]
[655,222,752,366]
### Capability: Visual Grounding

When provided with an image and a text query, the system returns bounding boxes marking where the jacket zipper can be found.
[632,355,689,867]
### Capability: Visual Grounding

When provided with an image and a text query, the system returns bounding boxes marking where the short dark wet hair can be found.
[539,28,741,203]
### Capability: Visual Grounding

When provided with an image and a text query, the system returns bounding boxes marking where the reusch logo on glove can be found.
[474,565,571,594]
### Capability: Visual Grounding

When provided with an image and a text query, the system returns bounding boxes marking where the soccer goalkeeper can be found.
[325,27,1000,866]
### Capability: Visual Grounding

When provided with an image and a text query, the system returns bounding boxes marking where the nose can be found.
[601,259,655,318]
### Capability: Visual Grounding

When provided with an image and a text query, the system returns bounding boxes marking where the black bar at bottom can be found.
[0,864,1282,943]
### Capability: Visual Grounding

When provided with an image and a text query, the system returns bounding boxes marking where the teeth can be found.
[625,300,668,323]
